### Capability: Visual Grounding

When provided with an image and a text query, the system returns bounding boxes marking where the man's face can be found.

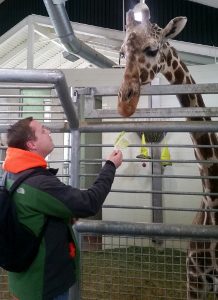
[28,120,54,158]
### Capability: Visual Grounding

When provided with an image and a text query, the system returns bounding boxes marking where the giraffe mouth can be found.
[118,92,140,117]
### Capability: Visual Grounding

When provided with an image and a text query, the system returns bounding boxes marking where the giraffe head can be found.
[118,7,187,117]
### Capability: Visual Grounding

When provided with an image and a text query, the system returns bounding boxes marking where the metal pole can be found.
[74,220,218,239]
[79,121,218,133]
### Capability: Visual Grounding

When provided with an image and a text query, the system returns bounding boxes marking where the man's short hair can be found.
[7,117,35,150]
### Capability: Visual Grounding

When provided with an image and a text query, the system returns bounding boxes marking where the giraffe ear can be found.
[162,17,187,41]
[126,10,136,28]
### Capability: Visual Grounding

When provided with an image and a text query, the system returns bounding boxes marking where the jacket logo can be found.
[17,188,25,194]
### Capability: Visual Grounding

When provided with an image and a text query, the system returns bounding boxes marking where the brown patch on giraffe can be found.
[196,251,213,270]
[208,163,218,201]
[195,134,213,159]
[152,65,158,73]
[189,76,195,84]
[174,68,185,84]
[189,93,196,100]
[190,240,211,250]
[215,243,218,259]
[138,57,145,64]
[180,60,189,72]
[177,94,190,107]
[211,134,218,156]
[171,47,178,59]
[124,74,131,81]
[185,76,192,84]
[165,72,173,82]
[172,60,178,70]
[149,70,155,80]
[127,61,137,73]
[140,69,149,83]
[189,274,204,290]
[166,51,172,67]
[146,63,151,69]
[196,94,206,108]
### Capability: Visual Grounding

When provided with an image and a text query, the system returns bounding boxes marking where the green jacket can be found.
[4,158,116,300]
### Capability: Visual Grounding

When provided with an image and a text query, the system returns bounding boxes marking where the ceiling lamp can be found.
[133,0,150,22]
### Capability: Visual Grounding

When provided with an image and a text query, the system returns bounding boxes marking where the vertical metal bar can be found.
[27,16,34,69]
[70,129,80,188]
[152,147,163,223]
[69,96,81,299]
[122,0,125,32]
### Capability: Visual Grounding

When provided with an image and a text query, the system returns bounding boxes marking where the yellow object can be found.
[114,131,129,150]
[161,143,172,166]
[136,133,151,159]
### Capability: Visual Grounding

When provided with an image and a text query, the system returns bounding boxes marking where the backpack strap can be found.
[4,168,44,196]
[4,168,50,239]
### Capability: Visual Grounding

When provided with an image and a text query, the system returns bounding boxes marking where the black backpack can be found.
[0,169,48,272]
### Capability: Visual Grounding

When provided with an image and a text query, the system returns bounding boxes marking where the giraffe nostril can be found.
[127,89,133,100]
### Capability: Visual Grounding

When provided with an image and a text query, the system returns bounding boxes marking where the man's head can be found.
[7,117,54,158]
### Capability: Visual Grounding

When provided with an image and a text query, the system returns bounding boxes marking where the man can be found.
[2,117,123,300]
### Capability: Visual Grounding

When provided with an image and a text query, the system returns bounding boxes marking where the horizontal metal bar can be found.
[110,189,218,197]
[84,107,218,119]
[0,85,54,89]
[103,205,218,213]
[79,143,218,149]
[79,173,218,180]
[0,122,70,133]
[78,187,218,197]
[74,220,218,239]
[0,118,66,122]
[80,158,218,164]
[79,121,218,133]
[76,83,218,97]
[0,111,64,114]
[0,103,61,107]
[0,145,70,150]
[0,95,57,98]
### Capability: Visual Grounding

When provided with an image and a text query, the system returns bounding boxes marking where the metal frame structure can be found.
[0,69,218,299]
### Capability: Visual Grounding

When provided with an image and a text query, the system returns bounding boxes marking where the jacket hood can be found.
[2,147,47,173]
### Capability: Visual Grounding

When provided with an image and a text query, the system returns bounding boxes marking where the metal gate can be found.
[0,69,218,299]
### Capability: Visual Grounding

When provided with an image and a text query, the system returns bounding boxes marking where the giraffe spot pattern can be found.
[172,60,178,70]
[165,72,173,82]
[174,68,185,84]
[140,69,149,83]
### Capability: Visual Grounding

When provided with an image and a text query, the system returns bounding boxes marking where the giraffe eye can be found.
[119,51,125,59]
[119,51,125,65]
[143,47,159,57]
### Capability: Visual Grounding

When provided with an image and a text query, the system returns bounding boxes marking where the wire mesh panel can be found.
[75,222,218,300]
[80,235,187,300]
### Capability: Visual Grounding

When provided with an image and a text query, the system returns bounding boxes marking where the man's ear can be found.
[26,140,36,151]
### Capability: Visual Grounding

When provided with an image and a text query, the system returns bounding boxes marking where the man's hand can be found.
[107,150,123,169]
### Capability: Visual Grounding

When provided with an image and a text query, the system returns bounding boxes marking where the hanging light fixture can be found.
[133,0,150,22]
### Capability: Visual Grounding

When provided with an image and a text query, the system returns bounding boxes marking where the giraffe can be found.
[117,5,218,300]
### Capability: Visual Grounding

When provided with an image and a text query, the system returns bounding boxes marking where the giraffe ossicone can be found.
[118,4,218,300]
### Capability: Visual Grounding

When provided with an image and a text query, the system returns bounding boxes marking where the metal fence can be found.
[0,69,218,299]
[74,221,218,300]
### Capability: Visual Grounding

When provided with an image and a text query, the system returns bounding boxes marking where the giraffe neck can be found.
[161,46,207,114]
[160,46,218,216]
